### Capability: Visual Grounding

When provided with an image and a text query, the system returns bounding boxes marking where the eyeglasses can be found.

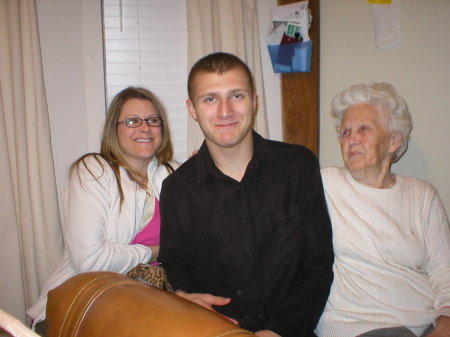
[117,117,164,128]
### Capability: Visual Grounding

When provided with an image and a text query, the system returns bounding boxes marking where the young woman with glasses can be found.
[27,87,179,334]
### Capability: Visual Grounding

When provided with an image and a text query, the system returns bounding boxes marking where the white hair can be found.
[331,82,412,162]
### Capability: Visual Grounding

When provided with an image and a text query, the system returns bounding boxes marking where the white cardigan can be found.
[316,167,450,337]
[27,155,178,324]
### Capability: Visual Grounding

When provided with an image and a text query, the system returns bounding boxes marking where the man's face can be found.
[186,68,256,150]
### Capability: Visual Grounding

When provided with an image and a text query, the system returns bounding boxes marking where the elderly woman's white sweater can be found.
[316,167,450,337]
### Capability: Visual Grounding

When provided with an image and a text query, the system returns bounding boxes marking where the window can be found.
[103,0,188,161]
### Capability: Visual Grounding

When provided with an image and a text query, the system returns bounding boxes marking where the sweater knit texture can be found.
[316,167,450,337]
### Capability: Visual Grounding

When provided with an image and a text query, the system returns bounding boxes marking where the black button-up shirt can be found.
[159,131,333,337]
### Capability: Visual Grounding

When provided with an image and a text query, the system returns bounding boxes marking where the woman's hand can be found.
[146,245,159,262]
[175,290,238,324]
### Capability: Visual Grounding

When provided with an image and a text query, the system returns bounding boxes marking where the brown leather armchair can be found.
[46,271,254,337]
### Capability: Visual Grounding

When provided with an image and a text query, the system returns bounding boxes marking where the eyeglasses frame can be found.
[117,116,164,128]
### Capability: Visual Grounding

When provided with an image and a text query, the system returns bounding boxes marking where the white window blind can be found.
[103,0,188,161]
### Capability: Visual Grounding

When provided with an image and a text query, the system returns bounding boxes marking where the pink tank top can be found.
[130,198,160,246]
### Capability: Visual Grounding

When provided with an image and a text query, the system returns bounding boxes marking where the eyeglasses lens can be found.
[124,117,163,128]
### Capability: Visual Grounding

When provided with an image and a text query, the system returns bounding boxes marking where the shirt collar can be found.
[251,130,277,167]
[193,130,277,184]
[193,141,220,184]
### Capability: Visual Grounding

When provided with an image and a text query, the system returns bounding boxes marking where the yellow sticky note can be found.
[368,0,392,4]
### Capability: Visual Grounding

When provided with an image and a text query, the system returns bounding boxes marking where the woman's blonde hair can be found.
[72,87,174,204]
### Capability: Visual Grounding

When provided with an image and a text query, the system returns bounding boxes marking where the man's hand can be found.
[175,290,238,325]
[427,315,450,337]
[254,330,281,337]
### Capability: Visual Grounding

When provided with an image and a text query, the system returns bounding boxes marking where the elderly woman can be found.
[316,83,450,337]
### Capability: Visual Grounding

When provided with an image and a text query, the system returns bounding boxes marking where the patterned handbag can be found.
[126,263,173,292]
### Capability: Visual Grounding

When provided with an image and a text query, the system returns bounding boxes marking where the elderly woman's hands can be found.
[427,316,450,337]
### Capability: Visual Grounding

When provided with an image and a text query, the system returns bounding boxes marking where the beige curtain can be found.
[0,0,63,323]
[186,0,268,153]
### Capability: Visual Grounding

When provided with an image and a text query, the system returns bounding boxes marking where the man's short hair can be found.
[187,52,255,100]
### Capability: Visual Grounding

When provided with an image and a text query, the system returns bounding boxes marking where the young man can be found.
[159,52,333,337]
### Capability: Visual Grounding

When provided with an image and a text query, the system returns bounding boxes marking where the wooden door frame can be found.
[277,0,320,156]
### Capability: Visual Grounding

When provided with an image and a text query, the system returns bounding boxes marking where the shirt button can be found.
[240,219,247,225]
[237,186,242,191]
[257,313,263,319]
[236,290,242,296]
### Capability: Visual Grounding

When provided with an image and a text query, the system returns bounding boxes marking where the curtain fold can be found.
[186,0,268,153]
[0,0,63,323]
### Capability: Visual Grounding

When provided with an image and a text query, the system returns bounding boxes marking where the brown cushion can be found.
[46,271,253,337]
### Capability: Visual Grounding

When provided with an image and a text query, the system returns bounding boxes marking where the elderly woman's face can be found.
[340,103,395,174]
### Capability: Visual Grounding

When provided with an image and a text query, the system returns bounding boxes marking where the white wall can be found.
[320,0,450,214]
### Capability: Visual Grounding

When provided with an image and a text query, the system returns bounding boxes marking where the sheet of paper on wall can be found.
[269,1,311,43]
[266,22,288,45]
[368,0,392,4]
[371,0,402,50]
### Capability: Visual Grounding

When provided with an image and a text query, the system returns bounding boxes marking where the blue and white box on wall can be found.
[267,40,312,73]
[266,1,312,73]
